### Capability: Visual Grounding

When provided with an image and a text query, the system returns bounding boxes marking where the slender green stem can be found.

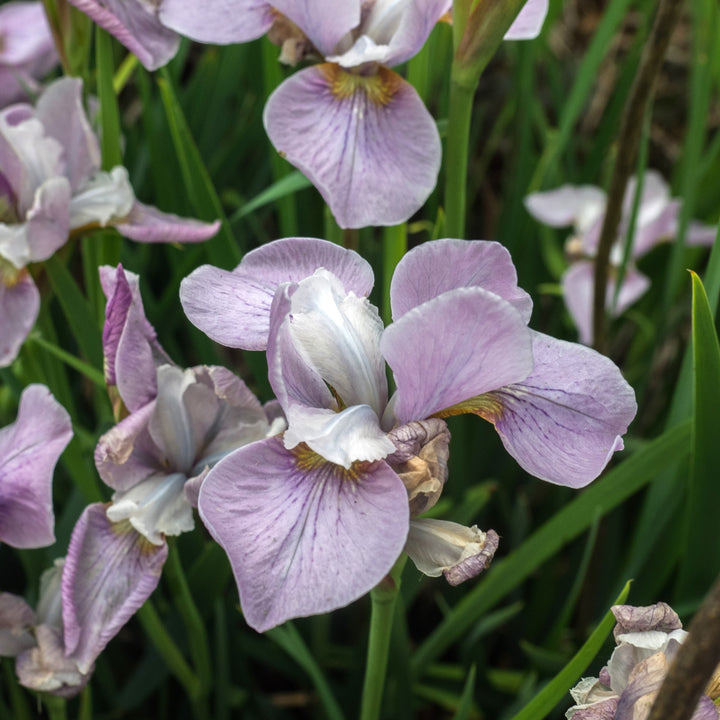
[42,695,67,720]
[28,334,105,387]
[2,662,31,720]
[382,224,407,325]
[360,555,407,720]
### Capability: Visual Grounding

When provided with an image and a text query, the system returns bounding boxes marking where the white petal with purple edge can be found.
[390,238,532,323]
[198,436,409,632]
[62,503,168,673]
[0,272,39,368]
[479,331,637,488]
[264,65,441,229]
[382,287,534,424]
[69,166,135,230]
[504,0,549,40]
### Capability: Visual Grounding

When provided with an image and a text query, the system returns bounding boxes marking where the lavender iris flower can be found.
[0,384,72,548]
[525,171,718,345]
[0,76,219,367]
[0,2,59,108]
[181,237,636,631]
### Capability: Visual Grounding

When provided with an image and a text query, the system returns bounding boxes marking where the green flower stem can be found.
[165,543,213,699]
[42,695,67,720]
[382,223,407,325]
[360,555,408,720]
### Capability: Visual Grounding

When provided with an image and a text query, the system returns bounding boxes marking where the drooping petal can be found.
[0,2,57,68]
[390,238,532,323]
[0,384,72,548]
[69,166,135,230]
[270,0,361,57]
[35,77,101,192]
[264,65,441,228]
[24,176,72,263]
[475,332,637,488]
[65,0,180,70]
[114,201,220,243]
[62,503,168,673]
[159,0,275,43]
[0,593,36,657]
[382,287,533,424]
[524,185,606,234]
[405,519,499,585]
[0,271,39,368]
[623,170,670,227]
[612,603,682,640]
[198,436,409,632]
[687,220,718,246]
[180,236,374,351]
[504,0,549,40]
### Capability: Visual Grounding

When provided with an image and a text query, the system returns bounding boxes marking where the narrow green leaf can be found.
[229,171,311,224]
[507,580,631,720]
[411,422,691,676]
[451,665,477,720]
[28,334,105,387]
[96,26,123,171]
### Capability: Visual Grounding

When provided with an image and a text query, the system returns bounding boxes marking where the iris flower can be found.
[0,76,219,367]
[0,384,72,548]
[525,171,717,344]
[181,236,636,631]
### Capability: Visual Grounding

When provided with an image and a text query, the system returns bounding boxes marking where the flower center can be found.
[322,63,402,105]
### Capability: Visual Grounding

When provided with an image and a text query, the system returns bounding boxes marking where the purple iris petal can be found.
[198,435,409,632]
[504,0,549,40]
[62,503,168,674]
[524,184,606,233]
[181,237,374,350]
[478,331,637,488]
[0,272,39,368]
[0,384,72,548]
[264,64,441,228]
[0,592,37,657]
[115,201,220,243]
[390,238,533,323]
[382,287,534,424]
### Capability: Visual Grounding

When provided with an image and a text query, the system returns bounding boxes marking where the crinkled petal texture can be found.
[390,238,533,323]
[159,0,275,43]
[475,331,637,488]
[382,287,534,423]
[504,0,549,40]
[65,0,180,70]
[524,185,606,234]
[0,384,72,548]
[264,64,441,228]
[114,201,220,243]
[0,272,39,367]
[62,503,168,674]
[198,436,409,632]
[180,237,374,351]
[69,166,135,230]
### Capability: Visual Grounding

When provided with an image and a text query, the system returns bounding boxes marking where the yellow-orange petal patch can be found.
[320,63,403,106]
[293,442,369,482]
[433,393,505,424]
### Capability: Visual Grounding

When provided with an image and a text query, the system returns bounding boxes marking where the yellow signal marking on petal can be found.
[293,442,365,482]
[320,63,403,106]
[0,257,26,288]
[433,394,504,424]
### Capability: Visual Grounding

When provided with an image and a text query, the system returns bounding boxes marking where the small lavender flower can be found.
[181,236,636,630]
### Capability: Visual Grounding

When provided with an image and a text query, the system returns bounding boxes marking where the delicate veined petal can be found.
[198,435,409,631]
[0,2,57,69]
[159,0,274,43]
[524,185,606,234]
[612,603,682,640]
[0,593,36,657]
[0,271,39,367]
[474,332,636,488]
[115,201,220,243]
[69,166,135,230]
[65,0,180,70]
[631,200,679,257]
[382,287,533,423]
[24,176,72,263]
[62,503,168,674]
[283,404,395,467]
[504,0,549,40]
[0,384,72,548]
[264,65,441,228]
[405,518,499,585]
[271,0,361,57]
[180,237,374,351]
[35,77,100,192]
[390,238,533,323]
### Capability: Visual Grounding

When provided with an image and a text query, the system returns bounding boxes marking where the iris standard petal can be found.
[65,0,180,71]
[382,287,533,424]
[24,176,72,263]
[504,0,549,40]
[0,384,72,548]
[159,0,274,43]
[0,271,39,367]
[198,436,409,632]
[180,236,374,351]
[69,166,135,230]
[114,201,220,243]
[390,238,533,323]
[264,64,441,228]
[475,332,637,488]
[62,503,168,674]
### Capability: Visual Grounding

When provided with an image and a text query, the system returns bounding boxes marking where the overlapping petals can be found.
[0,384,72,548]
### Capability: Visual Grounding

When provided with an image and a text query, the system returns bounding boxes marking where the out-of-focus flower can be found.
[0,2,58,107]
[0,384,72,548]
[0,76,219,367]
[525,171,718,344]
[181,236,636,631]
[566,603,719,720]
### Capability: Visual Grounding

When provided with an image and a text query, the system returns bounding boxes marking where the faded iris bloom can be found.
[566,603,719,719]
[0,76,219,367]
[0,2,58,107]
[525,172,717,345]
[181,237,636,631]
[0,384,72,548]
